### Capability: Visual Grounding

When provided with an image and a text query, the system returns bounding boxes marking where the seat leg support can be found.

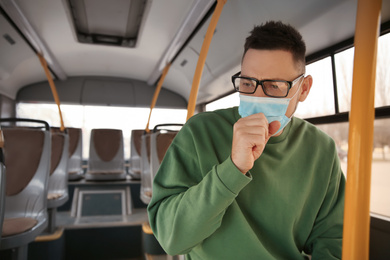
[11,245,28,260]
[47,208,57,234]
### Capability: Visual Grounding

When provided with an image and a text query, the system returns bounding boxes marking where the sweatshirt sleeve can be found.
[304,151,346,259]
[147,124,251,256]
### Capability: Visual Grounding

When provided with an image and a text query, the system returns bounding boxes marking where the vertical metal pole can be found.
[342,0,381,258]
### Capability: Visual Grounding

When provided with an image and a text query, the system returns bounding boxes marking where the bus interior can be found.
[0,0,390,259]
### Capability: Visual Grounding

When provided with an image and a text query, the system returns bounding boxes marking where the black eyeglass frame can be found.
[231,71,305,98]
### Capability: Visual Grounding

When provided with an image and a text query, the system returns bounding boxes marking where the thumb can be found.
[268,121,281,137]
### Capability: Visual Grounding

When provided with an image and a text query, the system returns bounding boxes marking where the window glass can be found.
[16,103,187,159]
[316,122,349,172]
[336,33,390,112]
[371,118,390,217]
[295,57,335,118]
[318,118,390,218]
[375,33,390,107]
[335,48,354,112]
[205,92,239,111]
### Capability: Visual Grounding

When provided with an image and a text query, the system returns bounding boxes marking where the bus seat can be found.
[0,131,5,247]
[85,129,126,181]
[0,119,50,259]
[128,129,143,179]
[67,128,84,181]
[140,124,181,205]
[142,125,181,259]
[46,129,69,233]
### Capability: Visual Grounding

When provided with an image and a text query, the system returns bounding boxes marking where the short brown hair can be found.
[243,21,306,71]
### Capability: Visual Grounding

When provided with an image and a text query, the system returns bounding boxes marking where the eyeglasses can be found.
[231,72,305,98]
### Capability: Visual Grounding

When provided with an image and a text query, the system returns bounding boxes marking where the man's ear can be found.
[299,75,313,102]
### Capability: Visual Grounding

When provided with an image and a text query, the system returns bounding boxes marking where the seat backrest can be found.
[150,131,178,181]
[140,124,182,205]
[67,127,83,179]
[0,130,5,243]
[140,132,152,204]
[47,129,69,208]
[128,129,143,179]
[2,127,51,219]
[0,118,50,252]
[86,128,125,180]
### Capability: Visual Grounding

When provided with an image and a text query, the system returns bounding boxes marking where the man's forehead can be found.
[242,49,304,75]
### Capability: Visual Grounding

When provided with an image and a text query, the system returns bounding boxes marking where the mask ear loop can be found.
[271,77,305,137]
[287,76,305,118]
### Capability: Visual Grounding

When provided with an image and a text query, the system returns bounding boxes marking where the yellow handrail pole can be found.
[37,53,65,132]
[186,0,227,121]
[145,63,171,133]
[342,0,381,258]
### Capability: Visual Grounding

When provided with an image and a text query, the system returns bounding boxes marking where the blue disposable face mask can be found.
[238,82,302,135]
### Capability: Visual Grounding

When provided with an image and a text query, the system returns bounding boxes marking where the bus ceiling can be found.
[0,0,390,107]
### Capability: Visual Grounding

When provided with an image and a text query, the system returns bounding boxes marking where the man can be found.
[148,21,345,259]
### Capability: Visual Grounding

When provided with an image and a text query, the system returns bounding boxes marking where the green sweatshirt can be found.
[148,107,345,260]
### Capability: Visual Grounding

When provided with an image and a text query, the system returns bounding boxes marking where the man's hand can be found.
[231,113,281,174]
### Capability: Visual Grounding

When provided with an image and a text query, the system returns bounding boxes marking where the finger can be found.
[234,122,268,139]
[268,121,281,136]
[236,113,269,129]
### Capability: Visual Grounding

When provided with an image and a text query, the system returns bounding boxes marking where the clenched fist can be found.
[231,113,281,174]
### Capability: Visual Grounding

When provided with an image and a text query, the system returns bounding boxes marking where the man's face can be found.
[240,48,312,119]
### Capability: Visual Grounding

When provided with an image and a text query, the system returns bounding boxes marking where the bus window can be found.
[205,92,239,111]
[371,118,390,218]
[295,57,335,118]
[316,33,390,219]
[335,48,354,112]
[316,122,349,167]
[375,33,390,108]
[316,119,390,219]
[336,33,390,113]
[16,103,187,159]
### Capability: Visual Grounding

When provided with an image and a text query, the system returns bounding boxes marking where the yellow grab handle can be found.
[37,53,65,132]
[342,0,381,258]
[145,63,171,133]
[186,0,227,121]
